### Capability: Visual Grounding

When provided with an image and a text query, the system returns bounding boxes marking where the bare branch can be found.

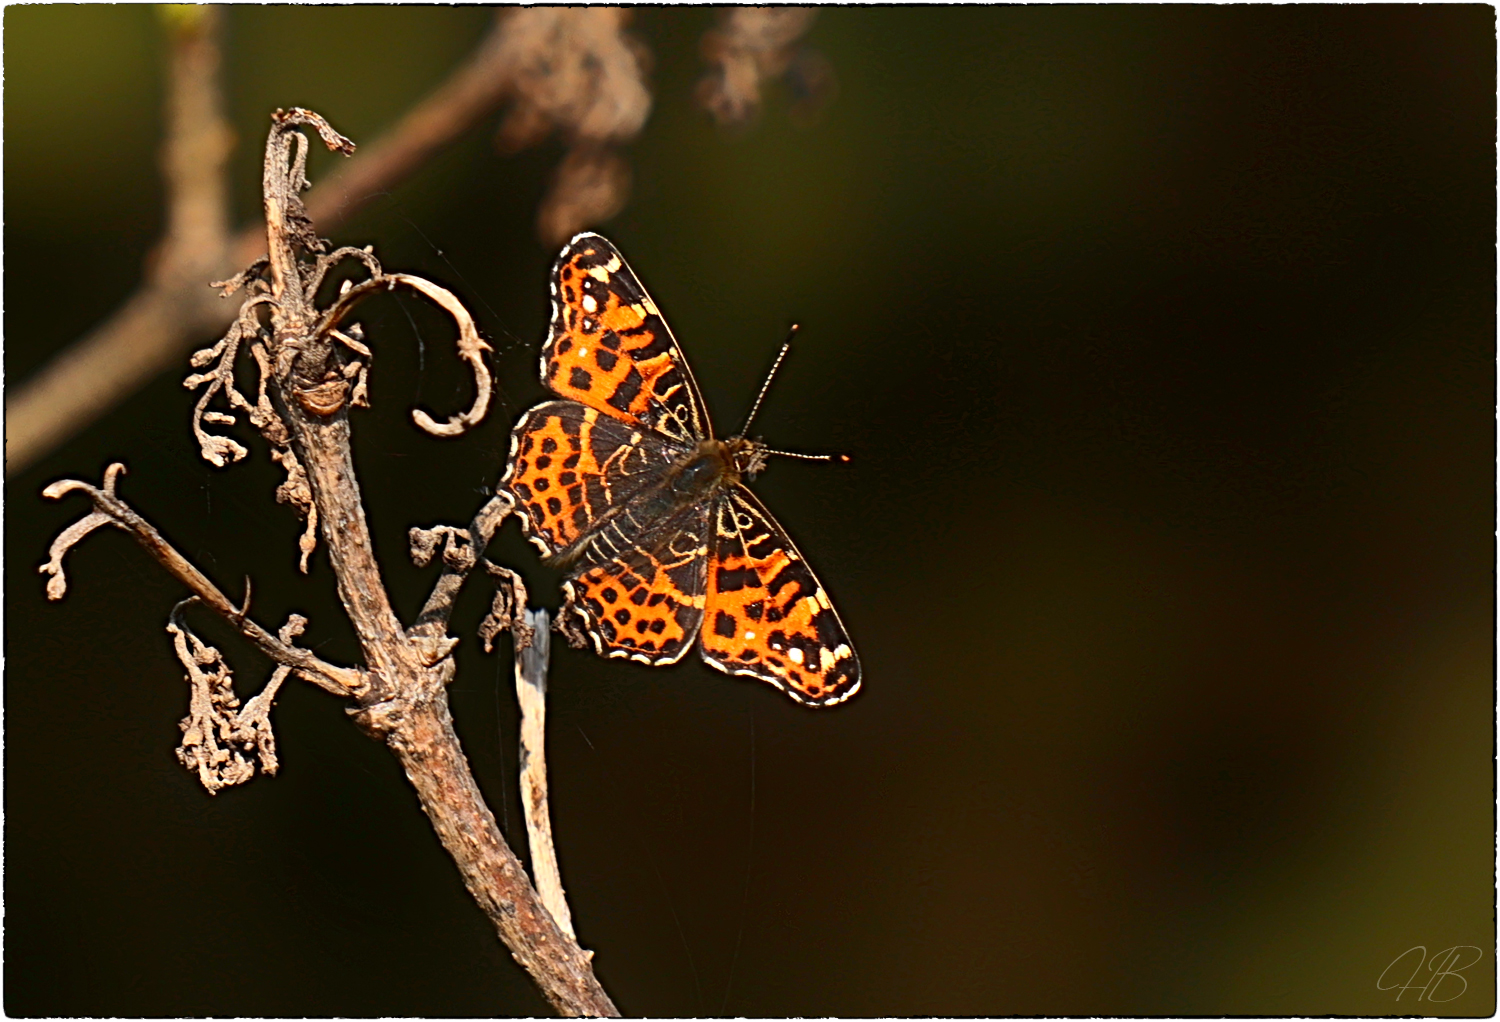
[410,492,516,642]
[514,608,578,941]
[40,464,361,696]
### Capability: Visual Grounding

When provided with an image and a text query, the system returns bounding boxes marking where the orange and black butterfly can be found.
[502,233,860,706]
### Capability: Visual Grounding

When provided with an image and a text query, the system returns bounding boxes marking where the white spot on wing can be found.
[789,647,805,665]
[582,294,598,313]
[589,266,611,282]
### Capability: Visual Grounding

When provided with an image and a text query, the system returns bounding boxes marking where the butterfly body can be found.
[503,234,860,706]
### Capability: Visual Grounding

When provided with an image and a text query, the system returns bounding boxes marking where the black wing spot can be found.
[533,477,550,492]
[541,437,558,454]
[713,611,737,638]
[745,600,764,621]
[629,588,648,606]
[647,592,667,607]
[738,649,758,661]
[635,619,650,634]
[607,367,643,413]
[649,619,666,634]
[567,485,583,505]
[715,567,760,593]
[572,507,589,529]
[546,497,563,516]
[563,452,581,470]
[513,482,532,501]
[521,435,535,455]
[595,348,619,372]
[614,609,631,625]
[559,471,577,487]
[536,455,552,470]
[601,587,618,604]
[569,366,593,391]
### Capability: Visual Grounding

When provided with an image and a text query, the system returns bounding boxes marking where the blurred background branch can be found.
[6,6,686,477]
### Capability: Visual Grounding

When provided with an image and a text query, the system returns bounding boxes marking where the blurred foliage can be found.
[6,6,1493,1017]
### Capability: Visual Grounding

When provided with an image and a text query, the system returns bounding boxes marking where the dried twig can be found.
[40,463,359,696]
[39,110,617,1017]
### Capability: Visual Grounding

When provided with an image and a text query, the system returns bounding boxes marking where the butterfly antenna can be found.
[738,324,798,437]
[761,448,852,464]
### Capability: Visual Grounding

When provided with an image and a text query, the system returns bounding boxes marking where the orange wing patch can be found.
[699,488,860,705]
[543,234,709,445]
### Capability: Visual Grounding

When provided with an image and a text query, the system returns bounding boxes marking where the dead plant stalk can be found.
[40,109,616,1018]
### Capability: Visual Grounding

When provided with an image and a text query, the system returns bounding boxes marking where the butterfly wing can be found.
[561,500,711,666]
[699,486,861,705]
[543,233,711,446]
[503,399,683,558]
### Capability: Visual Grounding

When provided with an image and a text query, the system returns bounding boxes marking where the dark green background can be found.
[6,6,1494,1017]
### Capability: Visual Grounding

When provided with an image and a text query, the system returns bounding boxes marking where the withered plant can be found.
[39,109,615,1018]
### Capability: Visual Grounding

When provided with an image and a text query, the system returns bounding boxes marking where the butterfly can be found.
[501,233,860,706]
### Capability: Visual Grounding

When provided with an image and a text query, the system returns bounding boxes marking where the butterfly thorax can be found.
[669,437,767,498]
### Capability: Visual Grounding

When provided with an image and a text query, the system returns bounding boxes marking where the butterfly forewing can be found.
[543,234,710,447]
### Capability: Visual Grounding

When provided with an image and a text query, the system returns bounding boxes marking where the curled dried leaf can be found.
[169,601,288,794]
[480,562,533,654]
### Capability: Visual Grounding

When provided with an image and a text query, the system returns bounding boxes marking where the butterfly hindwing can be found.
[699,487,861,705]
[543,233,711,446]
[562,501,711,665]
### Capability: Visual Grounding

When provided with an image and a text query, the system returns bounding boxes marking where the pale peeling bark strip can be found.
[516,608,579,941]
